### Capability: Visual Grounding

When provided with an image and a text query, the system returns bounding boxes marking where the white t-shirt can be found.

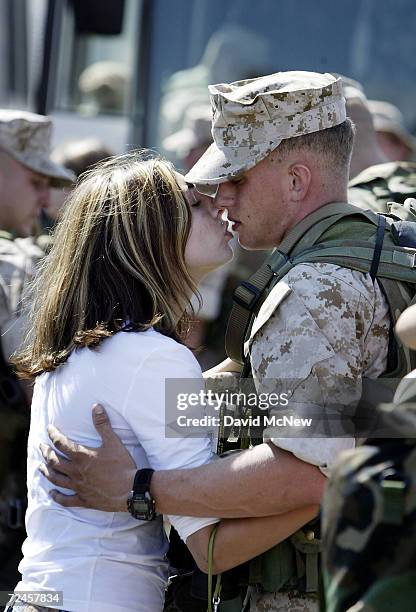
[16,329,218,612]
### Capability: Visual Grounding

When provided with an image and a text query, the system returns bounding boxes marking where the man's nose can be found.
[214,183,236,209]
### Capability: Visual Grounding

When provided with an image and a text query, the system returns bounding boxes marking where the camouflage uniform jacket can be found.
[0,233,43,360]
[246,262,391,612]
[321,374,416,612]
[348,161,416,213]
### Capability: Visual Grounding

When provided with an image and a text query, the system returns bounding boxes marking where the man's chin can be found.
[238,235,269,251]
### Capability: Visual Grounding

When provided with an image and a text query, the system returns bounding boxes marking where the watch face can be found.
[133,499,150,514]
[128,491,155,520]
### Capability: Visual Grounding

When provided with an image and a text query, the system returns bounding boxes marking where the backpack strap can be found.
[225,260,276,364]
[380,474,407,525]
[370,214,386,280]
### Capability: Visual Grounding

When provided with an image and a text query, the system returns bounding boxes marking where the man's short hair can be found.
[276,119,355,171]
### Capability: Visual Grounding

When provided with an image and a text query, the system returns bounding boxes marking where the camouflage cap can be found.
[368,100,416,153]
[185,71,346,189]
[0,109,75,187]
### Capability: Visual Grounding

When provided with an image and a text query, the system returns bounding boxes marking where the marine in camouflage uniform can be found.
[0,110,74,357]
[349,161,416,214]
[185,73,392,612]
[321,296,416,612]
[0,110,73,593]
[244,261,390,612]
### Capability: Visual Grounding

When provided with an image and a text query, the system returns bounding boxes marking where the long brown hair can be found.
[14,151,197,378]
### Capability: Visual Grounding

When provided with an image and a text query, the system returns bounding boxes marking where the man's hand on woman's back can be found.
[39,404,136,512]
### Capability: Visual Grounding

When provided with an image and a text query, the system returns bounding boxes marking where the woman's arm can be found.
[187,504,319,574]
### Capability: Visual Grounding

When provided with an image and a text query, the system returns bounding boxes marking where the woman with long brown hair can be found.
[10,152,317,612]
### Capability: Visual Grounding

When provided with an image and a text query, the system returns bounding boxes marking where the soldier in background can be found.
[39,138,113,243]
[345,87,416,212]
[368,99,416,163]
[78,61,130,115]
[0,109,74,590]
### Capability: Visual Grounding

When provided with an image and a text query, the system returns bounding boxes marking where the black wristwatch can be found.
[127,469,156,521]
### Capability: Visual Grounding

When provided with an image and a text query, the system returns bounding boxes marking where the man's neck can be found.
[288,191,348,233]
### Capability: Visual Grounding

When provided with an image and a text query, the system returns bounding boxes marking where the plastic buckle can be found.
[233,281,262,310]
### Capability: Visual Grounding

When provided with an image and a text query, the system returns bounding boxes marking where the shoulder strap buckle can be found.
[233,281,263,311]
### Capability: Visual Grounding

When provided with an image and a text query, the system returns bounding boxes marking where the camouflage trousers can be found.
[250,589,319,612]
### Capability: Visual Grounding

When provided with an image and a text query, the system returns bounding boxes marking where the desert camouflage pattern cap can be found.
[185,71,346,190]
[368,99,416,153]
[0,109,75,187]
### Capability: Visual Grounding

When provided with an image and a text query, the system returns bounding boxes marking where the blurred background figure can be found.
[368,99,416,162]
[322,217,416,611]
[340,77,388,179]
[78,61,130,115]
[163,105,212,172]
[44,138,113,229]
[0,110,74,239]
[0,109,73,591]
[340,80,416,212]
[159,24,271,156]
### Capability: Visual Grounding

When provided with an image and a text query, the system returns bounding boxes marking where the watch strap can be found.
[133,468,154,495]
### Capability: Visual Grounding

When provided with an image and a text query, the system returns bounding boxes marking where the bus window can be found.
[54,0,140,118]
[149,0,416,158]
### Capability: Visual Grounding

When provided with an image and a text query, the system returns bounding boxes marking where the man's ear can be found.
[288,163,311,201]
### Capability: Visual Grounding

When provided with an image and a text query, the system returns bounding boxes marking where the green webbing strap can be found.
[381,477,407,525]
[276,202,377,254]
[225,260,276,364]
[207,525,222,612]
[281,244,416,281]
[290,529,322,593]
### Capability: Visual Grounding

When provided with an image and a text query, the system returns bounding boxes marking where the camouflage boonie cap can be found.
[185,71,346,190]
[0,109,75,187]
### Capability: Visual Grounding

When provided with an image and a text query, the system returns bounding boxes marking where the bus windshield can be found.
[148,0,416,159]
